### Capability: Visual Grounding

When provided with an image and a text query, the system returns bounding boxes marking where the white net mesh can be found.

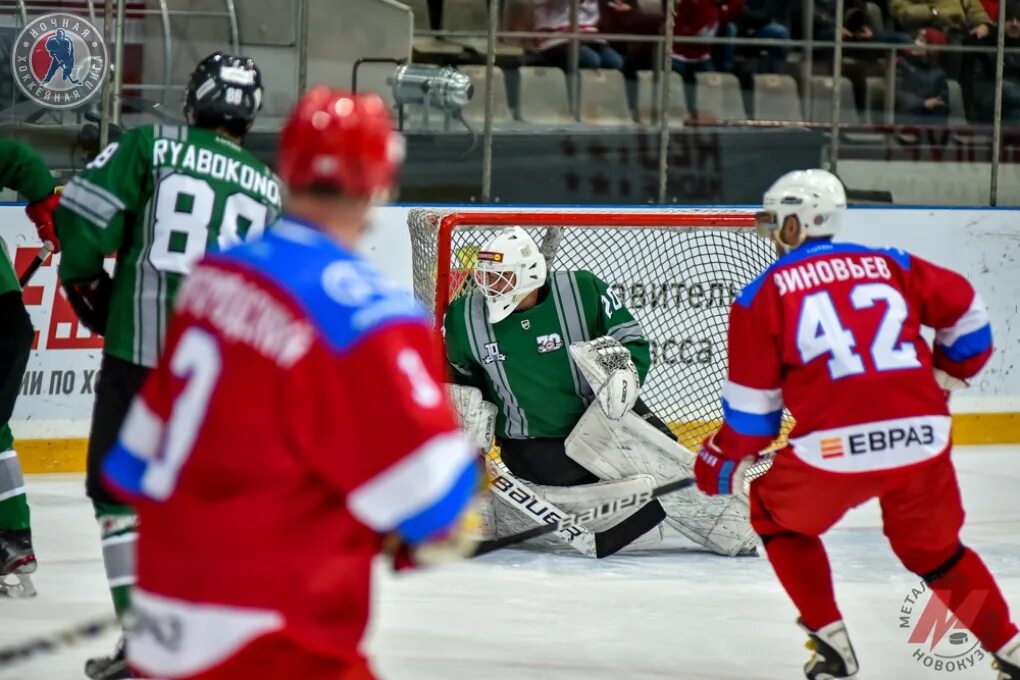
[408,208,777,449]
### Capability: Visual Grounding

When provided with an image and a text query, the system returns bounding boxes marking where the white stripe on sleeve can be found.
[935,294,989,348]
[721,380,783,415]
[120,400,165,461]
[347,431,476,532]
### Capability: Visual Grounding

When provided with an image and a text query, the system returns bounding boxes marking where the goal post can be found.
[407,208,776,449]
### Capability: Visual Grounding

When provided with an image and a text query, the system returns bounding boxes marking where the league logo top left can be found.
[10,13,109,110]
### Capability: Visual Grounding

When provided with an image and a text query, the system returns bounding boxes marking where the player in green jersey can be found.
[0,140,60,598]
[54,52,279,680]
[445,228,757,558]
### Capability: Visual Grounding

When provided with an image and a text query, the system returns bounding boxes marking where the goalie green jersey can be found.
[0,139,58,296]
[444,270,652,440]
[55,124,282,367]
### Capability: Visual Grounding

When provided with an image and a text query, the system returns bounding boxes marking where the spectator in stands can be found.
[890,0,992,35]
[714,0,748,74]
[735,0,791,73]
[964,0,1020,121]
[1004,1,1020,120]
[597,0,667,76]
[895,28,951,124]
[814,0,911,49]
[670,0,744,80]
[890,0,991,78]
[531,0,626,71]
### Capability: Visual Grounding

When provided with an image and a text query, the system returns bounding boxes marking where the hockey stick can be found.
[473,476,695,557]
[482,450,667,558]
[17,242,54,288]
[0,613,119,668]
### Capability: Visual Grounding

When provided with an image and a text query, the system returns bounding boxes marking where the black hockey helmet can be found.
[183,51,263,138]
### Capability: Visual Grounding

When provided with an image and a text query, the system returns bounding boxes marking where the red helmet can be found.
[277,87,404,199]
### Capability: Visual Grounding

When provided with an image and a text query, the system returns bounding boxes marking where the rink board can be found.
[1,204,1017,473]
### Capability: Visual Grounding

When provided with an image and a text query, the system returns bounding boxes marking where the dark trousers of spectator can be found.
[671,57,714,80]
[736,21,792,73]
[977,79,1020,122]
[600,7,665,78]
[542,42,625,71]
[672,58,713,116]
[715,22,791,73]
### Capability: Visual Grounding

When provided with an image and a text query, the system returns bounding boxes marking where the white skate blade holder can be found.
[0,573,37,598]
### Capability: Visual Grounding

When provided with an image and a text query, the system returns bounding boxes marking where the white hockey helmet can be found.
[473,227,548,323]
[756,169,847,251]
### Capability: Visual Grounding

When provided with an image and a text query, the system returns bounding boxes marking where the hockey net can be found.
[407,208,778,450]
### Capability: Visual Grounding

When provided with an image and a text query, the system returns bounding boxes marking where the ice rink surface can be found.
[1,445,1018,680]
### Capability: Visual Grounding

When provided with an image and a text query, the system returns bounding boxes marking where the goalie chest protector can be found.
[444,270,650,440]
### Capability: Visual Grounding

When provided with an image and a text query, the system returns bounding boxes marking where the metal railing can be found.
[5,2,1016,205]
[15,0,99,24]
[419,0,1015,205]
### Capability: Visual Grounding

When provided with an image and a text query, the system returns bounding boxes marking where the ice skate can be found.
[0,528,37,598]
[800,619,860,680]
[85,634,134,679]
[994,633,1020,680]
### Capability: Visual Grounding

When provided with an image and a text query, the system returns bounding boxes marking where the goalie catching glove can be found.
[569,336,640,420]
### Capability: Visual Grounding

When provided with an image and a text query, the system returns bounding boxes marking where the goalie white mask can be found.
[473,227,548,323]
[755,169,847,252]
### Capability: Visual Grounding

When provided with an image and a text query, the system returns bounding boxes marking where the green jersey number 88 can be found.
[149,173,269,275]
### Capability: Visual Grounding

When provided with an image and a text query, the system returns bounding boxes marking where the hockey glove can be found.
[694,436,754,496]
[391,455,491,570]
[62,272,113,335]
[934,368,968,402]
[569,337,640,420]
[24,190,61,254]
[387,490,488,571]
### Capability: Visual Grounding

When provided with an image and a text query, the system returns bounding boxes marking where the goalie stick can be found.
[475,451,779,557]
[474,476,695,557]
[17,242,54,288]
[483,452,666,558]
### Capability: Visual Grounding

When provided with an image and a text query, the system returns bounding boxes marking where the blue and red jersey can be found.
[710,239,992,474]
[104,216,477,675]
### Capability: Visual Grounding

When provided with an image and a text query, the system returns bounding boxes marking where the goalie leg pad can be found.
[565,404,758,556]
[485,453,598,557]
[565,401,695,482]
[663,492,759,557]
[484,454,663,556]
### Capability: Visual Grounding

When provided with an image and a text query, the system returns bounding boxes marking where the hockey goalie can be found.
[443,227,758,558]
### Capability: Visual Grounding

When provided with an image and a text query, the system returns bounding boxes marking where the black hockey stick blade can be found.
[17,242,54,288]
[473,476,695,557]
[593,498,666,558]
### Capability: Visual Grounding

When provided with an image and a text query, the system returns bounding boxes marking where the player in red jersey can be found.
[694,169,1019,679]
[102,88,483,680]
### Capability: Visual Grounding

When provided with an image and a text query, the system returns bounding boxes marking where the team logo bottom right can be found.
[900,579,988,675]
